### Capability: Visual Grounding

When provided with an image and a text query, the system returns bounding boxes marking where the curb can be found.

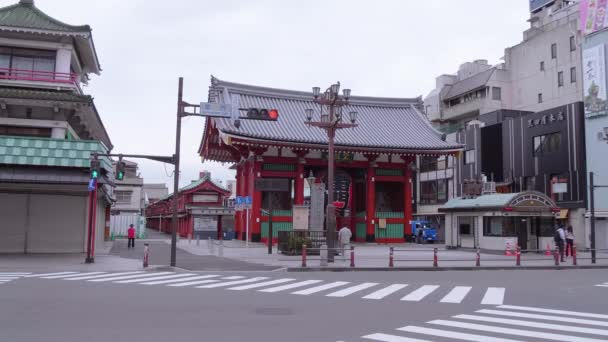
[287,265,608,272]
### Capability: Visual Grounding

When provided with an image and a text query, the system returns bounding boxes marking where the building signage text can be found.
[527,112,565,128]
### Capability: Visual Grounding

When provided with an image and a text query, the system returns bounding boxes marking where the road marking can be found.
[362,332,433,342]
[401,285,439,302]
[363,284,408,300]
[326,282,378,297]
[196,277,268,288]
[428,319,606,342]
[259,279,323,293]
[88,272,173,282]
[397,325,522,342]
[440,286,472,303]
[498,305,608,320]
[456,314,608,336]
[25,272,78,278]
[0,272,31,275]
[292,281,350,295]
[141,275,219,285]
[228,278,296,291]
[222,276,245,280]
[115,273,196,284]
[477,309,608,327]
[168,279,220,287]
[64,271,144,280]
[480,287,505,305]
[43,272,106,279]
[0,276,20,279]
[595,284,608,287]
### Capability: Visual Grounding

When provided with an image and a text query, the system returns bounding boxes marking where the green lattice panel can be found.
[356,211,366,218]
[375,223,404,239]
[376,169,404,176]
[263,163,295,171]
[261,222,293,238]
[376,212,404,219]
[356,223,367,239]
[262,210,293,217]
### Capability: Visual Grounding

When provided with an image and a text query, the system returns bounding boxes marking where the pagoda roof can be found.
[200,77,463,162]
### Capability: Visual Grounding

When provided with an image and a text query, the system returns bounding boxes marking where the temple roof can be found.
[0,0,91,33]
[201,77,463,161]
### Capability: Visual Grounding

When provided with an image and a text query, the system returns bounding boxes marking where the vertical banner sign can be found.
[581,0,608,35]
[583,44,608,118]
[309,183,325,231]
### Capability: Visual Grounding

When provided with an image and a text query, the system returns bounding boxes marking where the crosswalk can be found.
[595,281,608,288]
[0,272,31,285]
[357,305,608,342]
[12,270,505,305]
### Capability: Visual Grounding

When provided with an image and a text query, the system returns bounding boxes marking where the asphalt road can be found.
[1,269,607,342]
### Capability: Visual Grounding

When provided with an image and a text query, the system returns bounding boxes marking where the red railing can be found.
[0,68,78,86]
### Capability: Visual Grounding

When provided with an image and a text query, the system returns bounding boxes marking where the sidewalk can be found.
[174,238,608,271]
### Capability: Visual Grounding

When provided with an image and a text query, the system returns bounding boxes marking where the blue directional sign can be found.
[235,196,244,211]
[243,196,252,209]
[88,179,96,192]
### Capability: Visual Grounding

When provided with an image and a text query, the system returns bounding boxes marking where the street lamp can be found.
[305,82,358,262]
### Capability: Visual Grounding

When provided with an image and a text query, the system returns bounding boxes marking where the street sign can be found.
[235,196,244,211]
[254,178,290,192]
[199,102,232,118]
[88,179,96,192]
[243,196,252,209]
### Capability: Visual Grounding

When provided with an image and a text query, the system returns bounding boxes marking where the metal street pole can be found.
[590,171,596,264]
[171,77,183,267]
[326,123,336,263]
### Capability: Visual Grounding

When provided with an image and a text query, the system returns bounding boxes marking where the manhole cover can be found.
[255,307,293,316]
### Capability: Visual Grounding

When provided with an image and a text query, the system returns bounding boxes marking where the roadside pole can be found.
[170,77,183,268]
[246,208,250,248]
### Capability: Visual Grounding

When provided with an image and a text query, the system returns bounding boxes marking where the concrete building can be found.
[0,0,113,253]
[421,0,587,251]
[143,183,169,205]
[109,160,144,238]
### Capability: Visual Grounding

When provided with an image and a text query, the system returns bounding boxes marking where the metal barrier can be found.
[298,245,352,267]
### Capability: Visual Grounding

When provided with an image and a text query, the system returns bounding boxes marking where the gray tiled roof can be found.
[444,68,495,101]
[207,77,462,152]
[0,1,91,33]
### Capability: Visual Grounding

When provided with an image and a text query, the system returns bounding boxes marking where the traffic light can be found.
[116,161,126,181]
[245,108,279,121]
[90,159,100,179]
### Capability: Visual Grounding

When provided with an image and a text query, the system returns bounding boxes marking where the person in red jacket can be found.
[127,224,136,249]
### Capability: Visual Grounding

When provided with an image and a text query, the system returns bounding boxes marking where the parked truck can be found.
[411,220,438,244]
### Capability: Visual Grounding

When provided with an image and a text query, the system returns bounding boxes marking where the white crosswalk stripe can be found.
[440,286,472,303]
[64,271,143,280]
[228,278,296,291]
[292,281,349,295]
[363,284,408,300]
[115,273,196,284]
[357,305,608,342]
[480,287,505,305]
[0,272,33,284]
[196,277,268,288]
[595,284,608,287]
[25,271,78,278]
[88,272,174,282]
[259,279,323,293]
[326,282,378,297]
[43,272,106,279]
[141,275,219,285]
[168,279,220,287]
[401,285,439,302]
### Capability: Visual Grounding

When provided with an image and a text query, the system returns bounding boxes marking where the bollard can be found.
[554,248,560,266]
[433,248,438,267]
[143,243,149,268]
[197,235,200,246]
[301,244,307,268]
[476,249,480,267]
[209,237,215,255]
[218,240,224,257]
[320,244,328,267]
[573,245,577,266]
[389,247,394,267]
[516,245,521,266]
[188,233,192,245]
[350,246,355,268]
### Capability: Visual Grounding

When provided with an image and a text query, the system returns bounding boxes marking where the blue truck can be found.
[411,220,438,244]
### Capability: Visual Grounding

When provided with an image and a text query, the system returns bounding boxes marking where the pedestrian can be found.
[338,226,352,260]
[554,224,566,262]
[416,225,423,244]
[566,226,575,257]
[127,224,136,249]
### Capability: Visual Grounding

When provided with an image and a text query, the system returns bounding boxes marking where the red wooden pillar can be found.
[217,215,223,240]
[402,156,414,237]
[295,162,305,205]
[366,165,376,242]
[235,164,243,240]
[249,160,263,242]
[350,179,357,232]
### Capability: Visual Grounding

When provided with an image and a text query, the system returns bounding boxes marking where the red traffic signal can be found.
[246,108,279,121]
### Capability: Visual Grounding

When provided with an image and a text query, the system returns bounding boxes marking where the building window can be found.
[540,61,545,71]
[0,47,56,75]
[492,87,502,100]
[464,150,475,164]
[538,93,543,103]
[551,43,557,59]
[533,132,562,156]
[115,191,132,204]
[420,179,448,205]
[483,217,517,237]
[570,36,576,52]
[570,67,576,83]
[558,71,564,87]
[420,156,448,173]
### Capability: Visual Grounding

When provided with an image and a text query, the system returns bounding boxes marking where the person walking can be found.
[554,224,566,262]
[338,226,352,261]
[566,226,575,257]
[127,224,136,249]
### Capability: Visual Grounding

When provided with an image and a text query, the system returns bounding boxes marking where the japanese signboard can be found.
[583,44,608,118]
[581,0,608,36]
[292,205,309,231]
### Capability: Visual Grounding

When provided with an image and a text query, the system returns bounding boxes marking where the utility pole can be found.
[171,77,183,267]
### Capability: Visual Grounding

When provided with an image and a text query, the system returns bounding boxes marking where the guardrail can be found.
[299,245,355,268]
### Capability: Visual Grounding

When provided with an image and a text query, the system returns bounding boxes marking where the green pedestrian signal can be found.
[90,159,101,179]
[116,161,126,181]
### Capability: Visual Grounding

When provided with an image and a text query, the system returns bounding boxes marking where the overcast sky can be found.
[8,0,530,189]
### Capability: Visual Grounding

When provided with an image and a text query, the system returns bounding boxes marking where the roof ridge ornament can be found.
[20,0,34,5]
